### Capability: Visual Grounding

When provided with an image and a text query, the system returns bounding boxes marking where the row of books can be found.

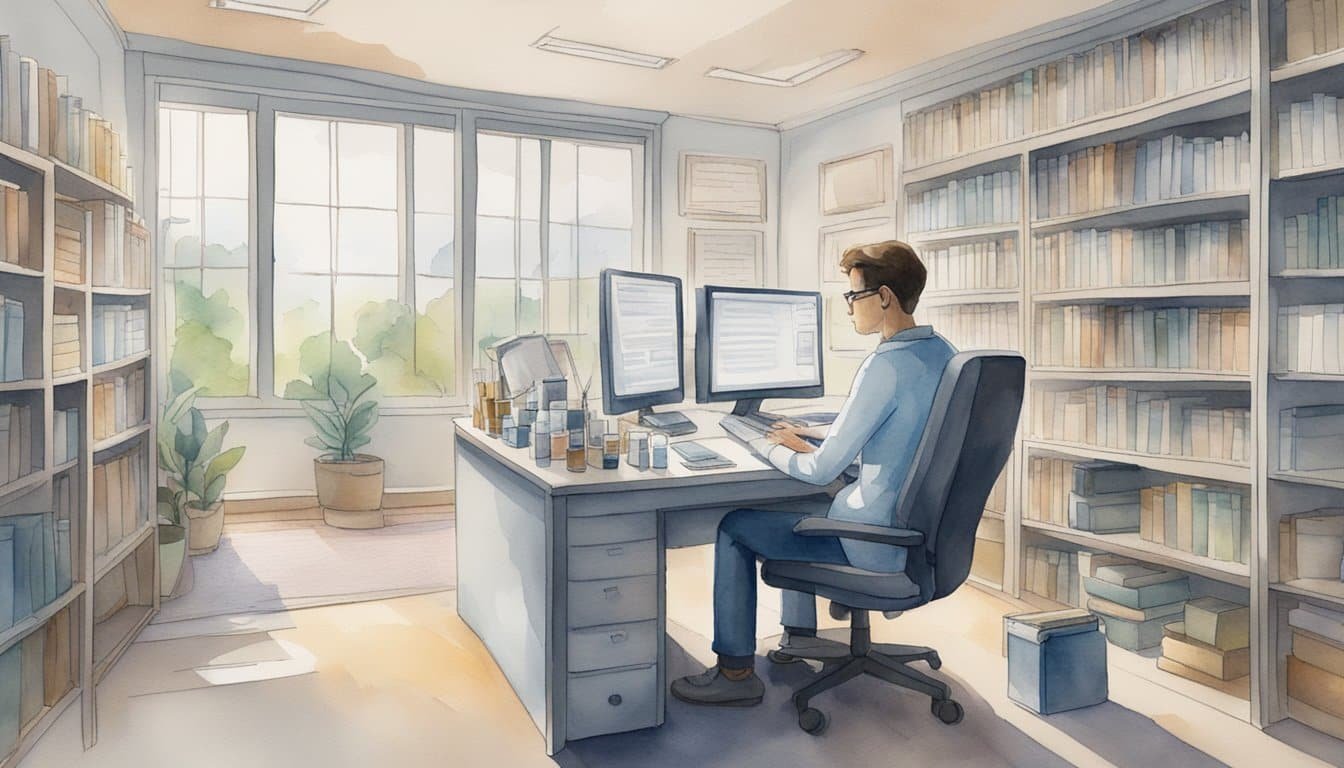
[1285,602,1344,739]
[972,515,1005,585]
[0,36,133,196]
[93,449,148,558]
[92,203,150,290]
[53,200,87,285]
[52,314,79,376]
[1031,386,1251,462]
[923,304,1020,351]
[93,366,147,441]
[1283,195,1344,270]
[1033,304,1251,371]
[1137,482,1249,563]
[1033,219,1250,291]
[1284,0,1344,62]
[91,304,147,366]
[903,0,1250,166]
[1158,597,1250,690]
[1279,508,1344,582]
[0,295,22,382]
[1280,405,1344,473]
[0,402,33,486]
[1032,133,1251,220]
[0,607,73,757]
[923,237,1019,292]
[906,170,1020,233]
[0,506,74,631]
[1276,304,1344,374]
[52,408,79,466]
[1023,546,1083,607]
[1277,94,1344,174]
[0,182,31,269]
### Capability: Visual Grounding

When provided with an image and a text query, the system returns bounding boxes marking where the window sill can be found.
[192,397,470,419]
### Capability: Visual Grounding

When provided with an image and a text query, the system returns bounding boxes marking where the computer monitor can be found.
[695,285,824,418]
[599,268,695,434]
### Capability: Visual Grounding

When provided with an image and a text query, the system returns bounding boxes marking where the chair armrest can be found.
[792,517,925,547]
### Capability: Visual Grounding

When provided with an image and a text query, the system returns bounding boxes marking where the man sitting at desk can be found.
[672,240,957,707]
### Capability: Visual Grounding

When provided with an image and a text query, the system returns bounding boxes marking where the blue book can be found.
[1083,574,1190,610]
[0,527,11,631]
[1094,611,1175,651]
[0,643,19,757]
[1069,491,1140,533]
[41,511,56,605]
[1180,138,1195,196]
[3,299,21,382]
[6,514,44,620]
[1192,487,1210,557]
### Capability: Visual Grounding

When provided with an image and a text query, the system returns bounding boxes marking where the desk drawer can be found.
[568,575,657,629]
[568,539,657,582]
[566,666,657,741]
[568,620,657,673]
[569,512,656,547]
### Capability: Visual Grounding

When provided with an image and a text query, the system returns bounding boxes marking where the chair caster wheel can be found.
[768,649,801,664]
[927,652,942,670]
[828,603,851,621]
[931,699,964,725]
[798,707,828,734]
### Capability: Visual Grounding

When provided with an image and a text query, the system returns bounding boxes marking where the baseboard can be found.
[224,489,455,521]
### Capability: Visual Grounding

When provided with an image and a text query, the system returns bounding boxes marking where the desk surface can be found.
[452,398,844,497]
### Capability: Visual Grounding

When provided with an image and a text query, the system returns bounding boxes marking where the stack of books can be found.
[1023,546,1082,607]
[1084,564,1190,650]
[1158,597,1250,693]
[0,401,33,485]
[51,314,80,376]
[1077,551,1135,605]
[93,448,147,557]
[1031,385,1251,462]
[1279,508,1344,583]
[1282,195,1344,270]
[903,0,1250,166]
[1275,305,1344,374]
[924,237,1018,292]
[1284,0,1344,61]
[1034,132,1251,220]
[93,366,146,441]
[52,408,79,465]
[1034,304,1250,371]
[0,36,134,196]
[0,181,31,269]
[906,170,1020,233]
[1139,481,1250,563]
[1276,94,1344,173]
[53,200,88,285]
[0,295,22,381]
[1286,601,1344,738]
[924,304,1020,351]
[1280,405,1344,473]
[90,203,149,289]
[91,303,147,366]
[1034,219,1250,291]
[1069,461,1149,534]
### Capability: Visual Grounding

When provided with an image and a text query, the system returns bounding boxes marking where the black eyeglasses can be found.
[841,288,881,308]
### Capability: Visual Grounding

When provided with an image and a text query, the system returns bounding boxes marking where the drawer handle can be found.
[609,631,627,644]
[603,586,620,599]
[608,694,623,707]
[606,546,624,557]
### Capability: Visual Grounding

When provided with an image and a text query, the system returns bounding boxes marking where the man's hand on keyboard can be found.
[766,427,816,454]
[769,421,827,440]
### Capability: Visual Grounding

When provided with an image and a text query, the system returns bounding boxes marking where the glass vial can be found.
[603,433,620,469]
[551,423,568,465]
[566,429,587,472]
[532,412,551,467]
[650,433,668,469]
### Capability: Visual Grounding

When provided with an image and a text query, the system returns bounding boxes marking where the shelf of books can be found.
[0,31,155,764]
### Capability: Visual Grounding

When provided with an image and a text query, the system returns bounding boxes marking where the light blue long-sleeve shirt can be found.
[752,325,957,572]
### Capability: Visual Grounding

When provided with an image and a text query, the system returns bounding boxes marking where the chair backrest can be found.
[893,351,1024,601]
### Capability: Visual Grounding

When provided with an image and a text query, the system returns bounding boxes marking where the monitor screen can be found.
[704,288,822,395]
[600,269,684,414]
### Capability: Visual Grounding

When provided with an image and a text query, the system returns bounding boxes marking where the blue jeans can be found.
[711,508,849,667]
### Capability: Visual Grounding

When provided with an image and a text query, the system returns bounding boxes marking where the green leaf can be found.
[348,434,371,451]
[157,500,178,525]
[202,475,227,507]
[204,446,245,490]
[175,427,200,466]
[304,435,337,452]
[344,400,379,443]
[300,401,345,446]
[157,486,177,505]
[162,386,201,427]
[185,463,206,501]
[190,408,208,447]
[283,379,327,401]
[197,420,229,466]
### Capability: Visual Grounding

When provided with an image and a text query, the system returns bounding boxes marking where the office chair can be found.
[761,351,1025,734]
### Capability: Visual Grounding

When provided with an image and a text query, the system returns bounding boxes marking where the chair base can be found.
[770,610,963,734]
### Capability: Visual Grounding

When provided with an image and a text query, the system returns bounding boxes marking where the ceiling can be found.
[106,0,1114,125]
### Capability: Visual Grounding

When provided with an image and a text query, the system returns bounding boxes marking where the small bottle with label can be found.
[603,432,620,469]
[550,417,568,465]
[532,411,551,467]
[650,433,668,469]
[566,429,587,472]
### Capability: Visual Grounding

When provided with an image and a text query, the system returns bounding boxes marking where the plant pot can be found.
[315,454,385,529]
[158,524,193,599]
[185,500,225,555]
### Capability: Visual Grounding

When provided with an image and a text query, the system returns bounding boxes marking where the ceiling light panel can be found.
[706,49,864,87]
[532,32,674,69]
[209,0,329,21]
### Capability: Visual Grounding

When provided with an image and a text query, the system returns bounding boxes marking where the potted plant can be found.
[154,387,194,598]
[286,335,384,529]
[158,386,246,557]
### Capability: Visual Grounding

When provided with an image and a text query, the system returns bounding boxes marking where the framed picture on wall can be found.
[688,228,765,288]
[818,217,894,284]
[680,153,767,222]
[819,145,892,216]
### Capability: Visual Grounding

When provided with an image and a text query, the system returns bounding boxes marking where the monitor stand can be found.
[730,398,787,426]
[637,406,697,436]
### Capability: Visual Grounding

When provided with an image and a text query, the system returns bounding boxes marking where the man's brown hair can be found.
[839,240,927,314]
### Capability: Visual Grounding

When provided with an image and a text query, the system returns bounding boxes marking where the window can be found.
[158,105,252,396]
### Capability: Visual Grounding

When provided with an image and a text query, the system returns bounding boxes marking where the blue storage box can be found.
[1005,609,1108,714]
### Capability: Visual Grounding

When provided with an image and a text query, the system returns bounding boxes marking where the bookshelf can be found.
[0,128,156,767]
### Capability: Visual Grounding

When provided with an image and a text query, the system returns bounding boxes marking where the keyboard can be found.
[719,414,768,442]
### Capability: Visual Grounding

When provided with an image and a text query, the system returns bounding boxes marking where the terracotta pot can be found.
[315,454,385,529]
[158,524,192,599]
[185,500,225,555]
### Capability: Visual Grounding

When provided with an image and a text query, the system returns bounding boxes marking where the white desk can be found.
[453,403,838,754]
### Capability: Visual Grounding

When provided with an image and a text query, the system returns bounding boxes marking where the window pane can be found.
[414,212,454,277]
[414,127,454,214]
[203,112,248,198]
[520,219,541,279]
[274,273,332,396]
[519,279,543,334]
[521,138,541,221]
[578,145,633,229]
[549,141,577,225]
[546,279,572,334]
[475,215,515,278]
[169,109,198,197]
[158,112,172,197]
[578,225,631,277]
[337,121,397,209]
[274,204,332,274]
[475,277,517,360]
[170,270,248,397]
[336,208,398,275]
[415,276,456,396]
[548,222,575,278]
[275,115,330,205]
[336,275,398,348]
[165,197,201,268]
[477,134,517,218]
[202,198,248,268]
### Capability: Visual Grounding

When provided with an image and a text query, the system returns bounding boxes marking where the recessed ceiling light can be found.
[531,31,674,70]
[208,0,329,21]
[706,49,864,87]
